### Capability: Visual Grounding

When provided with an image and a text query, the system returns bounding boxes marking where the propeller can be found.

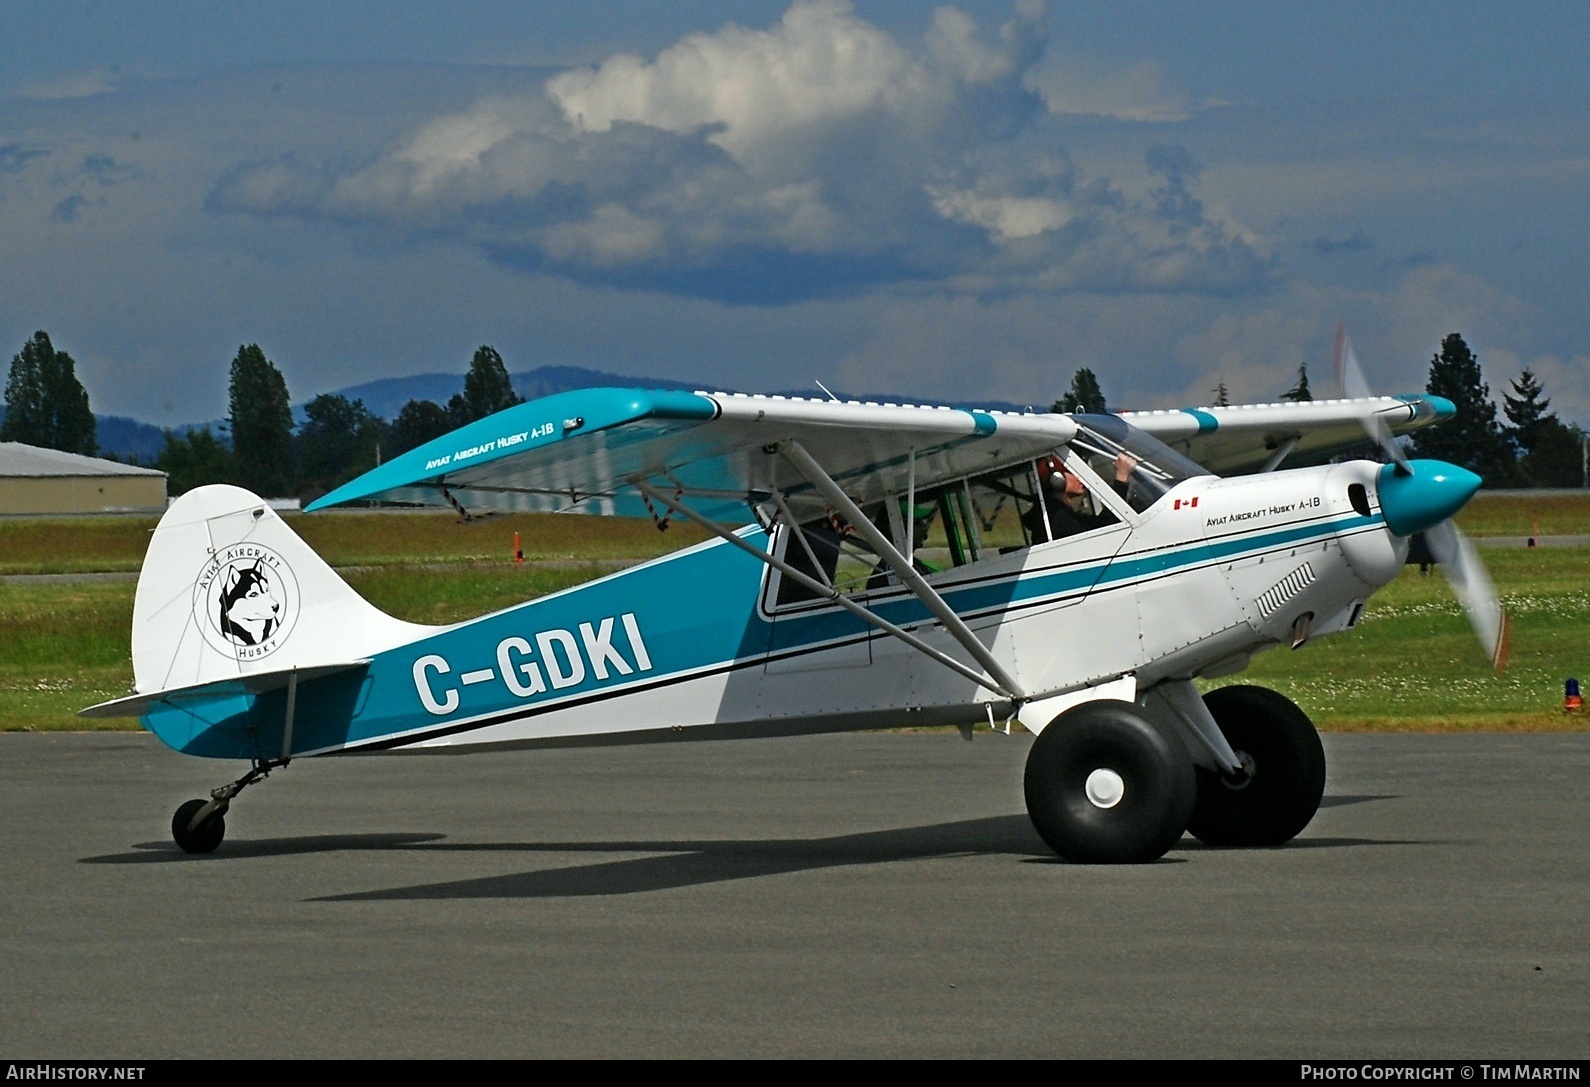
[1333,320,1509,672]
[1333,321,1410,475]
[1423,519,1511,671]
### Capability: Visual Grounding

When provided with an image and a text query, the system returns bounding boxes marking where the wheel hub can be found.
[1220,750,1258,792]
[1084,768,1125,809]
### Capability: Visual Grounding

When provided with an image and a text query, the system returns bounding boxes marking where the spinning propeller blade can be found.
[1333,321,1508,673]
[1333,320,1411,474]
[1422,520,1511,672]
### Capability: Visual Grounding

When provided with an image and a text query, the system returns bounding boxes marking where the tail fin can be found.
[133,485,432,694]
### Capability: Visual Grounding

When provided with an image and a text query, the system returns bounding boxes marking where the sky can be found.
[1,0,1586,426]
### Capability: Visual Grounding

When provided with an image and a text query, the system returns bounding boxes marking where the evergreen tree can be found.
[1409,333,1514,482]
[228,344,295,496]
[1521,418,1584,488]
[1,330,96,454]
[1211,380,1230,407]
[461,345,523,421]
[156,427,234,495]
[297,393,383,493]
[1051,367,1107,414]
[1280,364,1312,402]
[1502,367,1549,456]
[390,398,455,455]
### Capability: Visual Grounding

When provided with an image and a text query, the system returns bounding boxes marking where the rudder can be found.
[133,485,432,694]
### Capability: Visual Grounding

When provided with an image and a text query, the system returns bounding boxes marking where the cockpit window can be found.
[776,508,890,605]
[1069,414,1215,513]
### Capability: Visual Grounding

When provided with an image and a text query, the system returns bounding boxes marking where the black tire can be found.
[1187,685,1326,847]
[172,799,226,854]
[1024,700,1195,864]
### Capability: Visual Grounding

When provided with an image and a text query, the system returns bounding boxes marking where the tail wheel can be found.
[1024,700,1195,864]
[1188,685,1326,847]
[172,799,226,854]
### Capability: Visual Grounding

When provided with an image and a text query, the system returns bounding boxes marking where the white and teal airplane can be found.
[83,333,1507,863]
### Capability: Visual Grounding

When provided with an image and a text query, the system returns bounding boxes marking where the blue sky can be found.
[1,1,1586,425]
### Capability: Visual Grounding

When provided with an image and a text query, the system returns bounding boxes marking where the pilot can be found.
[1038,451,1138,539]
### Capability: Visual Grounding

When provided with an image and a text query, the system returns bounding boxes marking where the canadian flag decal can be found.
[1174,496,1199,510]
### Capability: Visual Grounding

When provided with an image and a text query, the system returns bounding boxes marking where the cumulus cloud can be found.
[1311,233,1373,255]
[1025,58,1202,123]
[208,156,335,216]
[206,0,1270,303]
[12,69,120,101]
[0,143,49,173]
[51,194,88,222]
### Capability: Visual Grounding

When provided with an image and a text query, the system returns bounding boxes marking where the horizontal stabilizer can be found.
[78,661,370,719]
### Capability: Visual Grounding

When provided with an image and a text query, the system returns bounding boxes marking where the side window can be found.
[1035,452,1124,541]
[968,465,1045,554]
[775,509,890,606]
[1069,415,1214,513]
[907,483,980,573]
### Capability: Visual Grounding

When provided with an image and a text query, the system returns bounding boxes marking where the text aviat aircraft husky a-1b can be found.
[83,330,1510,863]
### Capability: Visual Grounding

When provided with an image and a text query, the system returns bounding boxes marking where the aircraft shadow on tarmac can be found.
[81,832,450,863]
[78,796,1426,899]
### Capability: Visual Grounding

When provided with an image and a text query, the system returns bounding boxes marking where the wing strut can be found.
[1260,436,1299,473]
[779,440,1028,702]
[631,482,1020,701]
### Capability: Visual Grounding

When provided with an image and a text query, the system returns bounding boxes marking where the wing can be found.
[309,388,1079,523]
[1118,395,1453,475]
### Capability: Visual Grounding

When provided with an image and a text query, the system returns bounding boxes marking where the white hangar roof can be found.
[0,442,165,478]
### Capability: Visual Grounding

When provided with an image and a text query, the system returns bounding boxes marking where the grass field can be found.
[0,563,604,732]
[0,509,706,575]
[3,491,1583,576]
[1204,546,1590,731]
[4,539,1588,734]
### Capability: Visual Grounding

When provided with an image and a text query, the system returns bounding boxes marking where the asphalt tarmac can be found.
[1,730,1585,1058]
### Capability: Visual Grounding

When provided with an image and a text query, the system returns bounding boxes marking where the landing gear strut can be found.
[171,757,287,854]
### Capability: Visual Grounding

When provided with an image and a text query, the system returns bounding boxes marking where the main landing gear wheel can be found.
[1187,685,1327,847]
[172,798,226,854]
[1024,700,1196,864]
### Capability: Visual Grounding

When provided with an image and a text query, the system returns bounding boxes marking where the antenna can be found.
[814,380,840,402]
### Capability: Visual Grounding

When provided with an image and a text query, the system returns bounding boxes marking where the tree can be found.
[1502,367,1549,456]
[390,398,455,456]
[1211,380,1230,407]
[1521,418,1585,488]
[1,330,96,454]
[1052,367,1107,414]
[297,393,383,493]
[1280,364,1312,402]
[459,345,523,423]
[228,344,295,497]
[1409,333,1514,482]
[156,427,234,495]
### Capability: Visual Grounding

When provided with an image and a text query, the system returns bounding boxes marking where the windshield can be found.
[1070,414,1215,513]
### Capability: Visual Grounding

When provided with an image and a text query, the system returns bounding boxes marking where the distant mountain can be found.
[0,407,170,462]
[96,415,170,461]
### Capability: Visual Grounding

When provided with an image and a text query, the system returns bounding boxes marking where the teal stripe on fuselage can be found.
[145,511,1379,758]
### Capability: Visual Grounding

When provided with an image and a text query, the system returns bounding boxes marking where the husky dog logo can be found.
[218,561,281,645]
[193,543,301,661]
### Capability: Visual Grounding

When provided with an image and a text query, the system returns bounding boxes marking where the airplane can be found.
[81,328,1508,864]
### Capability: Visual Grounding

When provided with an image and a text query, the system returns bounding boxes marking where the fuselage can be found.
[144,458,1407,760]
